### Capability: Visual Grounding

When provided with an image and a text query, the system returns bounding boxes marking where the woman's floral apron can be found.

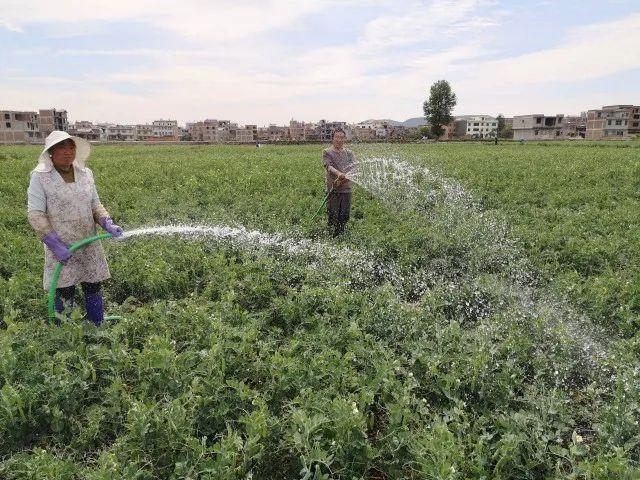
[37,167,110,290]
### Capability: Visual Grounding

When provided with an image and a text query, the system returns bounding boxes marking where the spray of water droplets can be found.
[119,224,408,296]
[348,149,616,382]
[112,150,628,391]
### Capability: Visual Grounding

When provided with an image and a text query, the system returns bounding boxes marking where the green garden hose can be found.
[310,187,335,223]
[47,233,122,324]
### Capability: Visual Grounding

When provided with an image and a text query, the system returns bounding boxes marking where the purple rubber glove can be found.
[42,232,72,264]
[99,217,124,237]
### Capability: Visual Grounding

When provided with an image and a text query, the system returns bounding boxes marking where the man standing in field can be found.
[323,129,355,237]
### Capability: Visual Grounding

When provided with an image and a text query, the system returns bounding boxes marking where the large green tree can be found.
[423,80,457,138]
[497,114,505,135]
[496,114,513,139]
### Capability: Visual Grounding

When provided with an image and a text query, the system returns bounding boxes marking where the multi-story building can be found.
[289,120,311,141]
[68,121,100,141]
[439,122,456,140]
[187,121,205,141]
[234,127,254,143]
[316,120,349,142]
[562,115,587,138]
[187,119,245,142]
[256,127,270,142]
[188,119,220,142]
[215,120,234,142]
[264,124,288,141]
[245,125,258,142]
[454,115,498,138]
[96,123,111,141]
[151,119,179,140]
[0,110,40,143]
[104,124,136,141]
[631,106,640,137]
[586,105,640,139]
[387,125,409,140]
[357,120,390,139]
[511,114,565,140]
[135,124,154,141]
[38,109,68,137]
[352,124,376,141]
[209,120,225,142]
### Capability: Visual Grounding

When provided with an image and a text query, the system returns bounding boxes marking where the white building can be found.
[152,119,179,139]
[455,115,498,138]
[104,124,136,141]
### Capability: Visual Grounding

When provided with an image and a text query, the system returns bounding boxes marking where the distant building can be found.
[245,125,258,142]
[187,121,205,141]
[265,124,288,141]
[69,121,100,141]
[187,119,256,143]
[189,119,221,142]
[214,120,234,142]
[233,127,254,143]
[352,124,376,141]
[289,120,313,141]
[257,127,270,142]
[387,125,410,140]
[454,115,498,138]
[512,114,565,140]
[316,120,349,142]
[563,115,587,138]
[151,119,179,140]
[0,110,40,143]
[357,120,391,139]
[304,123,320,141]
[104,124,136,141]
[135,124,154,141]
[440,122,456,140]
[96,123,110,141]
[179,126,190,141]
[38,109,68,137]
[586,105,640,140]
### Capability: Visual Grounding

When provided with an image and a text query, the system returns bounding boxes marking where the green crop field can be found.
[1,141,640,479]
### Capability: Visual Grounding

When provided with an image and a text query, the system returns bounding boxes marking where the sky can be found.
[1,0,639,126]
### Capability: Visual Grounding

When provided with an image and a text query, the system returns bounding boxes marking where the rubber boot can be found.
[53,296,75,326]
[333,222,346,238]
[84,292,104,326]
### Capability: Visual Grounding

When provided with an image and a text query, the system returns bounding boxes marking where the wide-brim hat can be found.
[34,130,91,173]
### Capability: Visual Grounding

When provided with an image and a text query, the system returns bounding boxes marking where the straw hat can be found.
[34,130,91,172]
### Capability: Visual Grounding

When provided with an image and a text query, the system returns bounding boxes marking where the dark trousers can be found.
[327,192,352,237]
[57,282,102,300]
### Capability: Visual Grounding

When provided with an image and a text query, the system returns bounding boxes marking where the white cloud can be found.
[458,12,640,88]
[0,0,333,40]
[429,11,640,118]
[0,19,22,32]
[2,2,639,123]
[360,0,499,48]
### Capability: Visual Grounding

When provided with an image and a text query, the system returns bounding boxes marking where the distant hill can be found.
[358,117,428,127]
[402,117,428,127]
[359,118,403,126]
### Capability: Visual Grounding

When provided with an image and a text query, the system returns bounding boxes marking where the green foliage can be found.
[1,142,640,477]
[423,80,457,138]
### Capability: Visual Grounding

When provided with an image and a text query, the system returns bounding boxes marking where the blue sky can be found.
[1,0,639,125]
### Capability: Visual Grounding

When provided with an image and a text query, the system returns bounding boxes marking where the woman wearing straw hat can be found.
[27,130,124,325]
